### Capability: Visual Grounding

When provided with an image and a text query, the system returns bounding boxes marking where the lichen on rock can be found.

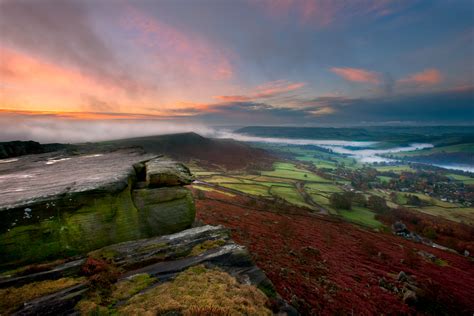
[145,158,195,187]
[0,151,197,269]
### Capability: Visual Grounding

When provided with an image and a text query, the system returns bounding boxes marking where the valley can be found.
[0,129,473,315]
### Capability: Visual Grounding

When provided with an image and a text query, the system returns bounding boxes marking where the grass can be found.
[204,175,245,183]
[416,206,474,225]
[249,175,297,183]
[189,239,226,256]
[392,143,474,157]
[194,171,219,176]
[270,186,312,208]
[338,207,383,229]
[375,165,414,173]
[219,183,270,196]
[447,173,474,184]
[305,183,342,194]
[111,273,156,302]
[192,185,236,197]
[261,162,330,182]
[395,192,461,208]
[118,265,272,315]
[377,176,392,183]
[0,278,83,314]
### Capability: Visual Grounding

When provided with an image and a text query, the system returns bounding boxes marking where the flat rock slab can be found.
[0,149,155,210]
[145,158,194,187]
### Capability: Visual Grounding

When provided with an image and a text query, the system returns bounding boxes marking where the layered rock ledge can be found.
[0,225,295,315]
[0,150,195,269]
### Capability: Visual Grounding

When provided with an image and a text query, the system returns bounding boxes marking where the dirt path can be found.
[295,181,329,215]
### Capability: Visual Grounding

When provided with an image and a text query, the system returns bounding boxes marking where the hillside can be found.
[96,132,275,170]
[0,141,71,159]
[236,126,474,146]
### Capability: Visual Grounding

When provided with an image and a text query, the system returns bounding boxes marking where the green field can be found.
[305,183,342,194]
[193,140,473,229]
[377,176,392,183]
[374,165,414,173]
[193,171,219,176]
[447,173,474,184]
[338,207,383,229]
[416,206,474,225]
[392,143,474,157]
[219,183,270,196]
[270,186,312,208]
[192,185,236,197]
[261,162,331,182]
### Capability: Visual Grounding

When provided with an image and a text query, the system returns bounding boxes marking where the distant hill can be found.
[236,126,474,146]
[0,141,71,159]
[96,132,275,170]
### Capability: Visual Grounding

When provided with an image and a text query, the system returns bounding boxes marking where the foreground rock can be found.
[0,150,195,269]
[0,225,296,315]
[144,158,194,187]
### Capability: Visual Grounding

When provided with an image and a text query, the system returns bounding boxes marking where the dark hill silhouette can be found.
[0,141,70,159]
[101,132,274,169]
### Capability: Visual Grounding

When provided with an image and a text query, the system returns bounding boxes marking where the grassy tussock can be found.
[189,239,226,256]
[0,277,83,314]
[118,265,272,315]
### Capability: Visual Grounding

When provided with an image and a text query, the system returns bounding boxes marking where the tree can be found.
[330,192,352,210]
[367,195,389,213]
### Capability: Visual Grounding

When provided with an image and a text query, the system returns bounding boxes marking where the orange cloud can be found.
[0,108,183,120]
[398,69,443,86]
[0,46,216,117]
[123,5,234,80]
[0,46,127,112]
[308,106,335,116]
[330,67,380,84]
[213,80,306,102]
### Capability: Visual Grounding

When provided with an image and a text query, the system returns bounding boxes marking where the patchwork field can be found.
[338,207,384,229]
[192,142,473,232]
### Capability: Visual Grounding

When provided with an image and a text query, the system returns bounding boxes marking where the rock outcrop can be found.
[144,159,194,187]
[0,150,195,269]
[0,225,295,315]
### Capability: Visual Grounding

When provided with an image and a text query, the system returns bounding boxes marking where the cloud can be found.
[253,0,409,27]
[123,5,234,80]
[197,87,474,125]
[398,68,443,86]
[304,87,474,123]
[0,0,138,92]
[214,80,306,102]
[330,67,381,84]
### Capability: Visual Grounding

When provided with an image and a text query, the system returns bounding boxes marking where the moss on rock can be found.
[1,183,196,269]
[0,277,84,314]
[133,187,196,235]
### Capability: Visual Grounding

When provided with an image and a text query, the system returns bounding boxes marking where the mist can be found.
[0,116,215,144]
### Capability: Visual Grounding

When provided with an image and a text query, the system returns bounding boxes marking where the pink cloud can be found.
[213,80,306,101]
[398,69,443,86]
[330,67,381,84]
[254,0,406,27]
[123,5,234,80]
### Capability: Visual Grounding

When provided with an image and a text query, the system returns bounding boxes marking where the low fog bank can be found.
[0,117,216,144]
[213,130,378,147]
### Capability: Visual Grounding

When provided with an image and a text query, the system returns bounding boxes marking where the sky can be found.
[0,0,473,142]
